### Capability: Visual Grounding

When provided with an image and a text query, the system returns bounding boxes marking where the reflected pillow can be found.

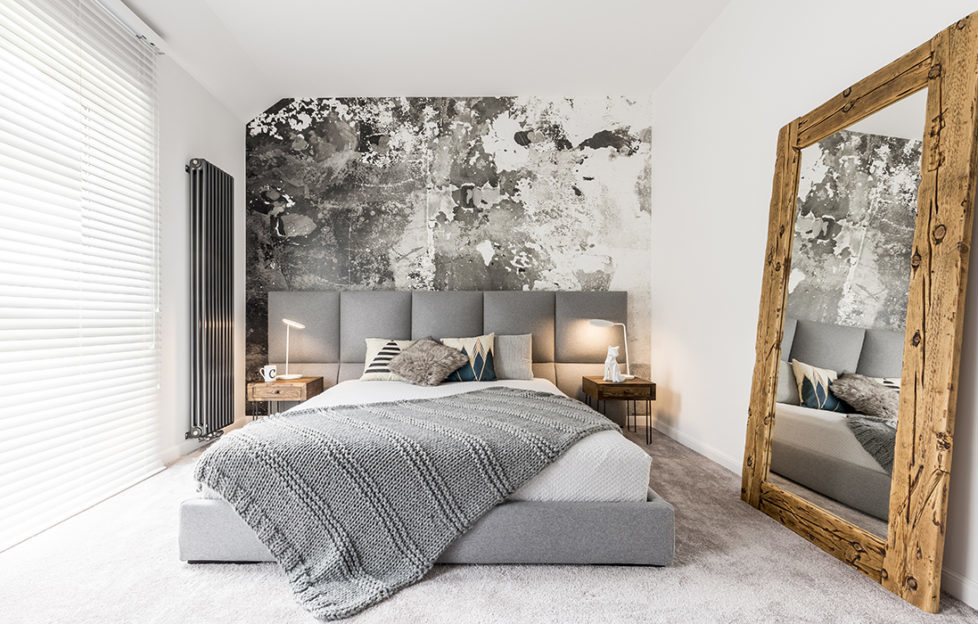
[361,338,415,381]
[388,338,469,386]
[791,359,851,412]
[494,334,533,380]
[776,359,800,405]
[830,373,899,420]
[441,333,496,382]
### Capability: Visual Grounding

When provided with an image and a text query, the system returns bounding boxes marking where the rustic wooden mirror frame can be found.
[741,13,978,613]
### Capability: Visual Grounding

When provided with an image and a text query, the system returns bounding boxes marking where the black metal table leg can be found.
[645,399,652,445]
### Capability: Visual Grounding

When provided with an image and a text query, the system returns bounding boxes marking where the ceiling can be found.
[122,0,730,122]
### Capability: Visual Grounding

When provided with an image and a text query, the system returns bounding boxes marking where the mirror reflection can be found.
[770,90,927,538]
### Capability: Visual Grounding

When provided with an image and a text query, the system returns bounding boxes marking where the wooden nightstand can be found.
[246,376,324,417]
[582,376,656,444]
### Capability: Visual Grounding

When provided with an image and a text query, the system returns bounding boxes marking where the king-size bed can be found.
[179,290,674,619]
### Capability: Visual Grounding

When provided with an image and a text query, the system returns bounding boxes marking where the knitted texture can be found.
[193,387,618,620]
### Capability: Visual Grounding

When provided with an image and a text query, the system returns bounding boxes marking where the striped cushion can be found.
[361,338,415,381]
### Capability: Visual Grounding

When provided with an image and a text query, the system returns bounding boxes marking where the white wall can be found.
[157,55,246,464]
[651,0,978,608]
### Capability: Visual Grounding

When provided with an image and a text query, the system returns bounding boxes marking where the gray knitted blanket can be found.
[194,387,617,620]
[846,414,897,473]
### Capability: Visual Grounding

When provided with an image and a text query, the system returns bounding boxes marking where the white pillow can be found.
[494,334,533,380]
[361,338,415,381]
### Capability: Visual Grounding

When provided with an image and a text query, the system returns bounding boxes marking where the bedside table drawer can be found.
[248,384,306,402]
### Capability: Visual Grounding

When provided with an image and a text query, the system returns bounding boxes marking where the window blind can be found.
[0,0,160,551]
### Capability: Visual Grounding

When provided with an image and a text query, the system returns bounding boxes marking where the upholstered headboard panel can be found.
[267,290,627,401]
[779,317,905,379]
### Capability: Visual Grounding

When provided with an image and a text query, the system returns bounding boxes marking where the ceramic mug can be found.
[260,364,277,382]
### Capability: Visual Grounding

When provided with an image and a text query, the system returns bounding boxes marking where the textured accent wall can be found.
[787,129,921,331]
[245,97,651,377]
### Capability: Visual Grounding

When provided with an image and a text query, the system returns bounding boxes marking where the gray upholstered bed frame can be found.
[179,290,674,566]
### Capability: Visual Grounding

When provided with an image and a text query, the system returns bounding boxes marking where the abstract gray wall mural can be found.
[787,129,921,331]
[246,97,652,378]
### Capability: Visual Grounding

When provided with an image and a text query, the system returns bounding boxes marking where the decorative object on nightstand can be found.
[589,318,634,379]
[279,318,305,379]
[602,346,623,383]
[260,364,277,382]
[246,376,323,417]
[582,375,655,444]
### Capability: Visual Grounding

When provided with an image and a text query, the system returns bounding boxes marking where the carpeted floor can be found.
[1,427,975,624]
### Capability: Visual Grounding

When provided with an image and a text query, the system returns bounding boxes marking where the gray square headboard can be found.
[267,290,627,401]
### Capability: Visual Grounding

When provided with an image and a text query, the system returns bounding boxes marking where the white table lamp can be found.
[589,318,634,379]
[279,318,305,380]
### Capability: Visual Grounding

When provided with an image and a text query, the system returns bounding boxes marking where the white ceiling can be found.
[122,0,730,122]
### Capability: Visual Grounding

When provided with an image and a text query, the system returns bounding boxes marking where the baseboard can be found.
[943,567,978,610]
[651,419,743,475]
[161,437,209,465]
[161,416,250,465]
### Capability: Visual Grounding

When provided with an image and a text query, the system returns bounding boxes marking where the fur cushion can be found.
[388,338,469,386]
[830,373,899,420]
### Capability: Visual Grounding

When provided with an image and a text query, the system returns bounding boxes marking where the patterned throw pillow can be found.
[441,333,497,382]
[361,338,415,381]
[388,338,470,386]
[790,359,851,412]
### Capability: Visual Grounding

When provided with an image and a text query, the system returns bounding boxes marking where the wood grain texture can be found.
[759,482,885,581]
[882,15,978,613]
[742,11,978,613]
[247,376,324,402]
[582,376,655,401]
[796,41,932,148]
[740,122,800,507]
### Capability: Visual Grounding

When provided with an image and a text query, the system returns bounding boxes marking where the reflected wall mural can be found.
[788,130,922,332]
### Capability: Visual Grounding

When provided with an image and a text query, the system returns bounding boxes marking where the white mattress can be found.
[202,378,651,502]
[773,403,887,474]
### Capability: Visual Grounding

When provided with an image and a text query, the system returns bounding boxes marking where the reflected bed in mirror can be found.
[769,91,925,540]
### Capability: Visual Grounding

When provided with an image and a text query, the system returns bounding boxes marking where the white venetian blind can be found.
[0,0,160,551]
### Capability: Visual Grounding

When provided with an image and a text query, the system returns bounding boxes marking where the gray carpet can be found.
[1,427,975,623]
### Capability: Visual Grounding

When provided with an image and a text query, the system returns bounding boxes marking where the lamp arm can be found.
[285,324,290,376]
[619,323,630,376]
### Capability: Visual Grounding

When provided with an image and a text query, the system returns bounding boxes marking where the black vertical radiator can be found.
[186,158,234,440]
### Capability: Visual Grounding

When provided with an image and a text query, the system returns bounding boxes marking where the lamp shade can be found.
[589,318,618,327]
[282,318,306,329]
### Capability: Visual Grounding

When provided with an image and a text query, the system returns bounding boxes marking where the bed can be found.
[771,318,903,521]
[179,291,674,573]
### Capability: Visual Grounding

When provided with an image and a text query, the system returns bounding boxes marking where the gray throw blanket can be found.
[846,414,897,473]
[194,387,617,620]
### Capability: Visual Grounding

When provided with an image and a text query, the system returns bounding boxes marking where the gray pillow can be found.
[388,338,469,386]
[495,334,533,380]
[777,359,800,404]
[829,373,899,420]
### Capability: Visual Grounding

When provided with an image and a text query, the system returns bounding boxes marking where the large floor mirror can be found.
[742,13,978,613]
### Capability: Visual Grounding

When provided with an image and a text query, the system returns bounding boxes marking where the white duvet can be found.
[205,378,652,502]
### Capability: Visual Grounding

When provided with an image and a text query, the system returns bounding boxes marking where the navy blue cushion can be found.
[792,359,851,413]
[442,334,497,382]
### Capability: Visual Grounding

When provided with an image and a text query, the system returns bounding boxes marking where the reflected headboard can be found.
[266,290,626,401]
